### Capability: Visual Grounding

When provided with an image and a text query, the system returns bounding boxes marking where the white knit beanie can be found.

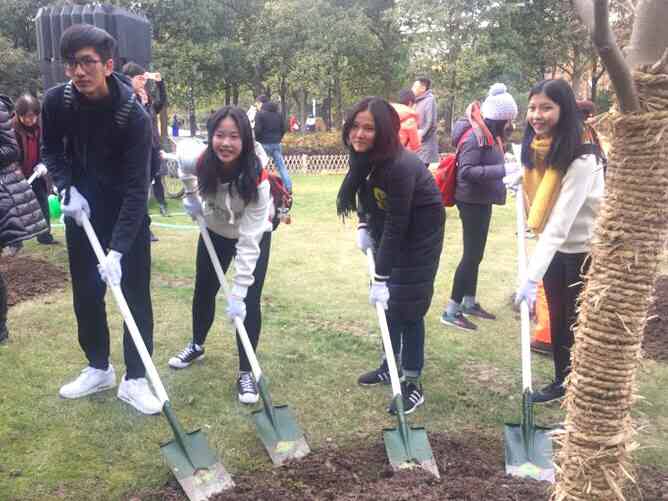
[481,83,518,121]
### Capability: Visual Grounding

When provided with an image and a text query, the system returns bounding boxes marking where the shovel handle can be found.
[365,249,403,399]
[81,215,169,405]
[514,175,533,393]
[194,215,264,382]
[27,171,39,185]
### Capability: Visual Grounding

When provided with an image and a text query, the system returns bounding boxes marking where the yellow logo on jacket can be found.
[373,187,388,210]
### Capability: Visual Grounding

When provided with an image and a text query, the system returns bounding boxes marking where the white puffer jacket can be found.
[201,177,274,298]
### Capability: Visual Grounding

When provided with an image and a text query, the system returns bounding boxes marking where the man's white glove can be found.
[61,186,91,226]
[34,163,48,178]
[226,295,247,322]
[356,227,374,253]
[369,281,389,310]
[182,194,203,220]
[515,278,538,312]
[98,250,123,286]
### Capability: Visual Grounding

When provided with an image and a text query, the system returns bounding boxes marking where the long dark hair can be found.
[337,97,402,217]
[197,106,259,204]
[521,79,583,172]
[12,94,41,136]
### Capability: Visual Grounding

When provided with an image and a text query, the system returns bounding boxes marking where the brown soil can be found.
[643,275,668,362]
[0,255,68,307]
[128,431,668,501]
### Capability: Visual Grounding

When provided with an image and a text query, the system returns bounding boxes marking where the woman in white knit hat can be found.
[441,83,519,331]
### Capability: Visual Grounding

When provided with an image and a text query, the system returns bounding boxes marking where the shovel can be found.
[80,214,234,500]
[175,153,309,465]
[502,174,555,483]
[365,249,439,478]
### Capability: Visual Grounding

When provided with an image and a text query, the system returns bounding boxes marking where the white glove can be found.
[97,250,123,286]
[61,186,91,226]
[34,163,48,178]
[182,194,203,220]
[369,281,389,310]
[356,227,374,253]
[504,161,520,177]
[515,279,538,312]
[226,295,247,322]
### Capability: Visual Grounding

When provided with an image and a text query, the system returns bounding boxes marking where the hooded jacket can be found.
[0,95,48,247]
[391,103,420,153]
[199,165,274,298]
[414,89,439,163]
[452,118,506,205]
[254,102,285,144]
[358,148,445,320]
[41,72,152,254]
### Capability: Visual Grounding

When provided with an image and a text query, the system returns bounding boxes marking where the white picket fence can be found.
[265,154,349,174]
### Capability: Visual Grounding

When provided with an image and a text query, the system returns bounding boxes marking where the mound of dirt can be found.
[0,256,68,306]
[643,275,668,362]
[128,431,668,501]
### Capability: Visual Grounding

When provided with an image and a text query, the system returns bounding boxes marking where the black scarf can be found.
[336,150,374,219]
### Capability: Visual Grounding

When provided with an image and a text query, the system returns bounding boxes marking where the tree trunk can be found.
[554,63,668,501]
[232,84,239,106]
[225,83,231,106]
[188,81,197,137]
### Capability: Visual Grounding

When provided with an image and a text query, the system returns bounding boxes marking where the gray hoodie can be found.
[414,89,439,163]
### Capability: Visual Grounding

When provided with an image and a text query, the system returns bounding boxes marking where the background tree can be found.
[555,1,668,499]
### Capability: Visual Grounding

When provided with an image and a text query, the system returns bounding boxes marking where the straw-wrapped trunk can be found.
[556,1,668,500]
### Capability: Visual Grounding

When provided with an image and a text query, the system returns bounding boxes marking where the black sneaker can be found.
[388,381,424,415]
[531,381,565,404]
[530,340,553,356]
[150,231,159,242]
[37,234,59,245]
[237,371,259,404]
[159,204,170,217]
[461,303,496,320]
[0,325,8,344]
[168,342,205,369]
[440,311,478,331]
[358,364,403,386]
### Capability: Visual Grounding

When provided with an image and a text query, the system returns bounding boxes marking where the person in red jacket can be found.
[391,89,421,153]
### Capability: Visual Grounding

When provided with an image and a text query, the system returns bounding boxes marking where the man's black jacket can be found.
[41,72,152,254]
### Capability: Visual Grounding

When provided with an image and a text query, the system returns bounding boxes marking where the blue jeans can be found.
[261,143,292,192]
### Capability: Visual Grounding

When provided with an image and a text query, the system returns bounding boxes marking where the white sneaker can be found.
[117,376,163,415]
[59,365,116,399]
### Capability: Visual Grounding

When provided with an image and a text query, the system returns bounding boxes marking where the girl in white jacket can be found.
[515,79,605,403]
[168,106,274,405]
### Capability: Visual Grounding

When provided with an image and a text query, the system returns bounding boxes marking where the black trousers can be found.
[152,175,166,206]
[65,216,153,379]
[450,202,492,303]
[31,178,53,242]
[192,230,271,372]
[543,251,589,384]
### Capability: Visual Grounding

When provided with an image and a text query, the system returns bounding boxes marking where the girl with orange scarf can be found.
[515,79,605,403]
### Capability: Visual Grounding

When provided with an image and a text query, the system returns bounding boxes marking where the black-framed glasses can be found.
[64,57,102,71]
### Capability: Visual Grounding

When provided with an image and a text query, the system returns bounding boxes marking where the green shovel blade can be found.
[383,426,440,478]
[253,404,310,465]
[503,423,555,482]
[161,430,235,501]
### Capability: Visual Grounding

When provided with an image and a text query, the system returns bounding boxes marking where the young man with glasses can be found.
[41,24,160,415]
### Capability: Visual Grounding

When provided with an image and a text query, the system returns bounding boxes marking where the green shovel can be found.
[81,215,234,500]
[365,249,439,478]
[502,164,555,482]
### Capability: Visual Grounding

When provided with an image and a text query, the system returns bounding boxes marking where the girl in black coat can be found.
[337,97,445,414]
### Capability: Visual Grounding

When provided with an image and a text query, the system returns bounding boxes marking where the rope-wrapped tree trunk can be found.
[554,68,668,500]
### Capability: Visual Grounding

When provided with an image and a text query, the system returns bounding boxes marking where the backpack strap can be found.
[63,80,136,131]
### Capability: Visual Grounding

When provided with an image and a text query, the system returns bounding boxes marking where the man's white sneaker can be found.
[59,365,116,399]
[117,376,163,415]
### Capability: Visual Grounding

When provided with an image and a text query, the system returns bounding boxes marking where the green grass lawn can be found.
[1,174,666,500]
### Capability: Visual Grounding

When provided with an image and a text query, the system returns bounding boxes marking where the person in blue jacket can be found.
[41,24,160,414]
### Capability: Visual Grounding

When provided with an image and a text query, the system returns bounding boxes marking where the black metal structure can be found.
[35,3,151,91]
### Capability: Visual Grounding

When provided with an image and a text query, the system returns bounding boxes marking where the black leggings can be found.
[450,202,492,303]
[0,271,7,329]
[543,251,589,384]
[192,230,271,372]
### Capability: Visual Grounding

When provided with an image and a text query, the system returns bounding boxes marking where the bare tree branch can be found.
[575,0,640,112]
